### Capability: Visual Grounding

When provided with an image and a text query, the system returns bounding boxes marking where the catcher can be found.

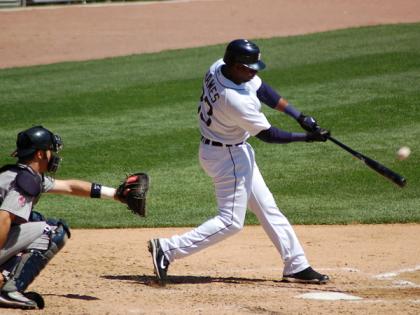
[0,125,148,310]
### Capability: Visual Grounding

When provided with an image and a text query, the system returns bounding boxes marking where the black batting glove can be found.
[306,128,330,142]
[297,113,319,132]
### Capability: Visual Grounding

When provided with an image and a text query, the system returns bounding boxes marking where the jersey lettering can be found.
[198,59,270,143]
[204,72,220,103]
[199,71,220,126]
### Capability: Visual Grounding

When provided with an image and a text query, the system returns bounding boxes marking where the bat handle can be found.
[328,136,361,158]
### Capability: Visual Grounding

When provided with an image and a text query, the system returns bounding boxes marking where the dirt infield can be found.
[4,226,420,314]
[1,0,420,314]
[1,0,420,69]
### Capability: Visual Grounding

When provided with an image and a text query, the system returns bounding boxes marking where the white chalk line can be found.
[297,292,363,301]
[296,265,420,301]
[392,279,420,288]
[321,264,420,284]
[374,264,420,280]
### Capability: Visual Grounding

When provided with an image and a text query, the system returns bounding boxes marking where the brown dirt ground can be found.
[1,0,420,69]
[1,0,420,314]
[4,225,420,315]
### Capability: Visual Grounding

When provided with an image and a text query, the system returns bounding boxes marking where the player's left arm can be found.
[256,82,320,132]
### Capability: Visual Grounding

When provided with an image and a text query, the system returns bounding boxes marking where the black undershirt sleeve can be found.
[256,126,307,143]
[256,82,281,108]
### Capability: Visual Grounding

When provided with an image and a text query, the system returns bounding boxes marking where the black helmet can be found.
[13,125,63,159]
[223,39,266,71]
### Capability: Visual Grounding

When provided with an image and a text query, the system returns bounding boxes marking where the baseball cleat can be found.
[282,267,330,284]
[148,239,170,283]
[24,291,45,309]
[0,291,38,309]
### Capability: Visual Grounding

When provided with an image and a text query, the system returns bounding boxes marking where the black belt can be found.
[201,136,244,147]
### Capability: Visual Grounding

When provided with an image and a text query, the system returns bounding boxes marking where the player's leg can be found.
[247,163,309,274]
[0,222,48,309]
[1,220,70,309]
[247,162,329,283]
[149,144,253,280]
[160,145,253,260]
[0,222,49,266]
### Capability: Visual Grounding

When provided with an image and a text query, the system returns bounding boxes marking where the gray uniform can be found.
[0,164,55,266]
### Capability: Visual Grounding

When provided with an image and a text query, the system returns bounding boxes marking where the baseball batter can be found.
[149,39,330,284]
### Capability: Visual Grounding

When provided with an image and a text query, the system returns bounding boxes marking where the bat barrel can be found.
[328,136,407,188]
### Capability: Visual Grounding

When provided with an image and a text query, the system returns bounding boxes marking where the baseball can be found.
[397,146,411,160]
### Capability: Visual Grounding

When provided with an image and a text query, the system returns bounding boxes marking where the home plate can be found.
[297,292,363,301]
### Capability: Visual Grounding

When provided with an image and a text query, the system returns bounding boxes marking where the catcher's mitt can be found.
[116,172,149,216]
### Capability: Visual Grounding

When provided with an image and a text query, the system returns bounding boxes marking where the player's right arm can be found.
[48,179,117,200]
[252,83,329,143]
[49,179,95,197]
[0,210,14,250]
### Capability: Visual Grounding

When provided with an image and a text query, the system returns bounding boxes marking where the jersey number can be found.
[198,87,213,126]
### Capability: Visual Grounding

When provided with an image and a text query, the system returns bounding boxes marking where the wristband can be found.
[90,183,116,199]
[90,183,102,198]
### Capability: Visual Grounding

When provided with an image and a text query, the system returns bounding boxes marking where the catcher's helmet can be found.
[223,39,266,71]
[13,125,63,159]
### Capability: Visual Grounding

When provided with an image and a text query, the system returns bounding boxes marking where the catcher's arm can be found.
[50,179,116,199]
[51,173,149,217]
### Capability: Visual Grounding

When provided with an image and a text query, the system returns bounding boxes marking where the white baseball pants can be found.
[160,142,309,275]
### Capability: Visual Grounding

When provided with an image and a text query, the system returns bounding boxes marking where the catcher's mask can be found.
[12,125,63,173]
[223,39,266,71]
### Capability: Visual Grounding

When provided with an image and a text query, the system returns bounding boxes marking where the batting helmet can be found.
[223,39,266,71]
[13,125,63,159]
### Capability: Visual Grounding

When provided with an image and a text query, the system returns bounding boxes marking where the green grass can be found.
[1,23,419,227]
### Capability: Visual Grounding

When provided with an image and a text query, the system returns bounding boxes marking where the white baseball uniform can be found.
[159,59,309,275]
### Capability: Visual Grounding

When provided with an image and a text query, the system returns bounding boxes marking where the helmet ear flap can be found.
[14,132,36,159]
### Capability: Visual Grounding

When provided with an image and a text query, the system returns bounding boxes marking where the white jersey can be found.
[160,59,311,277]
[198,59,271,144]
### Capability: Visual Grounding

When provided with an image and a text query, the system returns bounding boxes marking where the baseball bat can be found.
[328,136,407,188]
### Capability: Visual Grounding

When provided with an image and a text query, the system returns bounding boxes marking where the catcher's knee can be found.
[46,220,70,257]
[1,221,70,293]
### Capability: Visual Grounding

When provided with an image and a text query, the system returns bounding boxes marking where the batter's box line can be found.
[373,264,420,280]
[391,279,420,288]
